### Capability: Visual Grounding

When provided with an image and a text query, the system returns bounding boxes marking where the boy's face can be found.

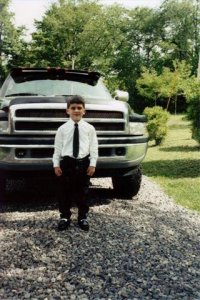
[67,103,85,122]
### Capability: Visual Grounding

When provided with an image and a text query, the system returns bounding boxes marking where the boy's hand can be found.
[54,167,62,176]
[87,166,95,177]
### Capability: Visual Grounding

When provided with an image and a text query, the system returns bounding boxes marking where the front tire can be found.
[112,166,142,199]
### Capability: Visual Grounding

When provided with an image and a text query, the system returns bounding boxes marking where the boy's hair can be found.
[67,95,85,108]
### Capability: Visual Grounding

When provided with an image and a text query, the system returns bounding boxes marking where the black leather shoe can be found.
[58,218,71,231]
[78,219,89,231]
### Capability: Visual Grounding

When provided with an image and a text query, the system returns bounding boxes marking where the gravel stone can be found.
[0,176,200,300]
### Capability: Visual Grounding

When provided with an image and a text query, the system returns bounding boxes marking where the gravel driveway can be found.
[0,177,200,300]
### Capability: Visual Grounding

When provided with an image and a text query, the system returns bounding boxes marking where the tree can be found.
[136,60,193,113]
[112,0,200,111]
[30,0,101,67]
[78,4,127,72]
[158,0,199,72]
[111,7,164,109]
[0,0,13,79]
[0,0,26,81]
[136,67,161,106]
[30,0,127,72]
[159,60,192,112]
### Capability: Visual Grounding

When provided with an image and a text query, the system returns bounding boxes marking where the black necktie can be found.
[73,123,79,158]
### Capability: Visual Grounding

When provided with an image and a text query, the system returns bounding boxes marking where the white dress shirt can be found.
[52,118,98,167]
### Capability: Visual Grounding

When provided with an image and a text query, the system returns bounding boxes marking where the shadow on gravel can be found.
[1,180,114,213]
[0,203,200,300]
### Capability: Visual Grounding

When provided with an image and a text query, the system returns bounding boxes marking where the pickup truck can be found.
[0,68,148,199]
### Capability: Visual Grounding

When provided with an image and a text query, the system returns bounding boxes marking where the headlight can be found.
[129,122,147,135]
[0,110,9,133]
[0,121,9,133]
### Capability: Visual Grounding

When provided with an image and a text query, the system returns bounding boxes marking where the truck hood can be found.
[0,96,128,112]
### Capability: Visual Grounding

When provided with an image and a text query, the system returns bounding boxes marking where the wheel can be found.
[112,166,142,199]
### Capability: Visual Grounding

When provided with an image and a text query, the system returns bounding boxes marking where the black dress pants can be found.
[57,156,90,220]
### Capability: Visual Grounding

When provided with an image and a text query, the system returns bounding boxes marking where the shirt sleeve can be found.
[89,126,98,167]
[52,127,63,167]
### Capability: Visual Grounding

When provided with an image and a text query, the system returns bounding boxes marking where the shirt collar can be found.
[69,118,83,125]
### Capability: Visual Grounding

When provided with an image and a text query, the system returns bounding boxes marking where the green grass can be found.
[142,114,200,213]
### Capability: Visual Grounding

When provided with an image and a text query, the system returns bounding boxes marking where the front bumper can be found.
[0,135,148,177]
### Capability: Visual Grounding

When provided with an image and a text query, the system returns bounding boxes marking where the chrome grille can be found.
[11,105,126,134]
[15,121,124,131]
[16,109,123,119]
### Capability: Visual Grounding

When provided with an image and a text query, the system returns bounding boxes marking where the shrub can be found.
[184,78,200,145]
[143,106,170,145]
[187,96,200,144]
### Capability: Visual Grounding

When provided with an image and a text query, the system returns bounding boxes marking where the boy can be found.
[53,95,98,231]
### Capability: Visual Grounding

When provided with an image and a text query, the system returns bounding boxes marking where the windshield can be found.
[0,74,112,101]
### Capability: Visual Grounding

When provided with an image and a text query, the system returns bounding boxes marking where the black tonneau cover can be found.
[10,68,101,86]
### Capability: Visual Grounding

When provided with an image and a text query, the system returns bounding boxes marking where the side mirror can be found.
[114,90,129,102]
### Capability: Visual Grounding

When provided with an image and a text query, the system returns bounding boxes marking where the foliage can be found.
[79,4,127,72]
[159,0,200,72]
[0,0,26,80]
[103,76,126,96]
[30,0,126,70]
[111,0,200,110]
[136,67,161,106]
[136,60,193,113]
[187,97,200,144]
[111,7,162,108]
[159,60,192,112]
[185,79,200,144]
[143,106,170,145]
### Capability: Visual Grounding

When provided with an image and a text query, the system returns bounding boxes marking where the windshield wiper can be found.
[5,93,45,97]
